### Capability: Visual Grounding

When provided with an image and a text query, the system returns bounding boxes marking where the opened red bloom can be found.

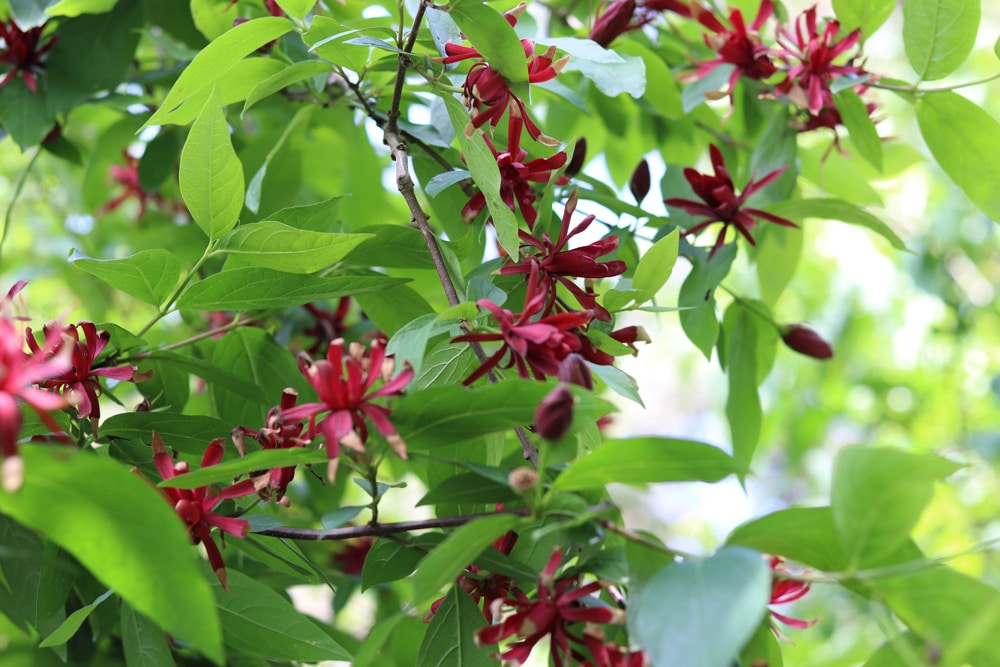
[0,19,57,93]
[665,144,796,257]
[280,338,413,481]
[232,388,310,503]
[152,433,257,590]
[769,556,818,632]
[97,152,169,220]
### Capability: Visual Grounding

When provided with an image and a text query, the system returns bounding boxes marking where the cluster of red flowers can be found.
[0,19,57,93]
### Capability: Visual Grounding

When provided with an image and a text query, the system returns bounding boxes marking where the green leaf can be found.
[148,349,272,405]
[9,0,58,29]
[221,222,372,274]
[267,194,345,232]
[0,446,223,663]
[554,437,746,491]
[833,446,962,568]
[416,587,493,667]
[630,228,679,304]
[917,92,1000,222]
[243,60,331,113]
[0,517,75,632]
[0,77,55,149]
[727,507,850,572]
[44,0,116,15]
[38,589,114,648]
[146,17,293,126]
[160,448,328,490]
[835,88,882,171]
[361,538,424,591]
[724,309,761,469]
[244,104,314,214]
[754,225,802,307]
[903,0,980,81]
[211,568,351,662]
[102,412,233,455]
[762,198,907,249]
[274,0,314,20]
[180,90,245,240]
[138,128,183,193]
[678,243,736,359]
[176,268,404,311]
[557,40,646,98]
[863,632,926,667]
[832,0,896,37]
[121,602,177,667]
[73,250,182,306]
[302,17,371,73]
[412,514,522,605]
[347,225,437,269]
[448,2,528,84]
[629,547,770,667]
[353,283,436,337]
[739,619,784,667]
[614,40,680,116]
[411,341,476,390]
[417,472,518,507]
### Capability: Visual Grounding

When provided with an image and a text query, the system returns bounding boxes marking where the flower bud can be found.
[589,0,636,47]
[630,158,651,204]
[534,384,575,440]
[781,324,833,360]
[508,466,539,492]
[564,138,587,177]
[557,353,594,390]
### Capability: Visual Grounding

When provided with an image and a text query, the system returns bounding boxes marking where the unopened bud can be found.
[565,138,587,177]
[508,466,539,492]
[781,324,833,360]
[534,384,575,440]
[589,0,637,48]
[630,158,651,204]
[558,354,593,390]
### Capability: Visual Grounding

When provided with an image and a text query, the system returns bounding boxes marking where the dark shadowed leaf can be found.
[416,587,493,667]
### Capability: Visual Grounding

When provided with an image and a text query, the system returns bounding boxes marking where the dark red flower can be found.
[302,298,351,354]
[664,144,796,257]
[232,388,310,504]
[557,353,593,390]
[781,324,833,360]
[427,530,520,623]
[25,321,142,422]
[589,0,640,48]
[475,549,625,666]
[679,0,778,100]
[462,134,568,228]
[280,338,413,481]
[581,627,649,667]
[641,0,693,16]
[0,19,57,93]
[500,190,625,320]
[769,557,818,632]
[151,433,257,590]
[534,384,575,440]
[577,325,649,366]
[455,267,593,385]
[97,152,168,220]
[333,537,374,576]
[775,7,865,115]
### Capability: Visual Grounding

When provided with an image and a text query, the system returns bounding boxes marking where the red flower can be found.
[534,384,575,440]
[427,530,520,623]
[151,433,257,590]
[97,152,168,220]
[769,557,818,632]
[581,627,649,667]
[302,298,351,354]
[664,144,796,257]
[641,0,693,16]
[781,324,834,360]
[589,1,640,48]
[25,321,141,422]
[279,338,413,481]
[577,324,649,366]
[0,19,57,93]
[501,190,626,320]
[475,549,625,667]
[332,537,374,576]
[232,388,310,504]
[775,7,865,115]
[680,0,778,100]
[462,134,568,227]
[455,267,593,385]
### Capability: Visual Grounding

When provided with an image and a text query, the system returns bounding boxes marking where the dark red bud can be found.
[630,158,651,204]
[781,324,833,360]
[589,0,636,48]
[558,353,594,390]
[564,138,587,177]
[534,384,575,440]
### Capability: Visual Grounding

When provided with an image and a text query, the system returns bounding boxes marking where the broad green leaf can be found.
[160,448,328,489]
[302,17,371,73]
[754,225,802,307]
[384,313,444,379]
[442,94,520,258]
[630,228,679,304]
[615,40,680,116]
[220,222,371,273]
[0,77,55,149]
[630,547,770,667]
[121,602,177,667]
[739,620,784,667]
[832,0,896,37]
[146,17,293,126]
[0,446,223,663]
[678,243,736,359]
[417,472,518,507]
[412,514,522,605]
[762,198,907,249]
[268,194,345,232]
[138,128,183,193]
[0,516,74,632]
[211,568,351,662]
[448,2,528,84]
[727,507,850,572]
[10,0,59,28]
[353,283,436,337]
[863,632,927,667]
[560,42,646,98]
[244,104,314,213]
[73,250,182,306]
[176,268,404,310]
[832,446,961,568]
[346,225,437,269]
[44,0,143,113]
[589,362,643,405]
[835,88,882,171]
[903,0,980,81]
[682,63,734,113]
[361,538,425,591]
[554,437,746,491]
[180,91,245,240]
[917,92,1000,221]
[274,0,314,20]
[411,341,476,390]
[725,309,761,468]
[102,412,232,455]
[243,60,331,113]
[38,589,114,648]
[416,587,493,667]
[147,349,272,405]
[43,0,115,15]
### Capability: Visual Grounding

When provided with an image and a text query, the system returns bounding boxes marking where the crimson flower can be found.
[97,152,168,220]
[279,338,413,481]
[427,530,520,623]
[25,321,141,422]
[775,7,865,115]
[462,134,568,228]
[589,1,640,48]
[0,19,57,93]
[151,433,257,590]
[681,0,778,99]
[577,324,649,366]
[534,384,575,440]
[333,537,374,576]
[232,388,310,504]
[581,627,649,667]
[641,0,693,16]
[501,190,625,320]
[302,298,351,354]
[455,267,593,385]
[475,549,625,667]
[664,144,796,257]
[769,557,818,633]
